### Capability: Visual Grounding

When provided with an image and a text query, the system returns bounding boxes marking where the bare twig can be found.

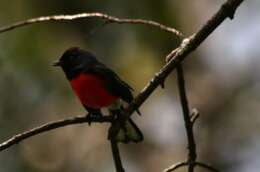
[190,109,200,126]
[176,64,196,172]
[108,110,125,172]
[0,12,183,37]
[164,161,220,172]
[110,139,125,172]
[0,115,112,151]
[195,162,220,172]
[163,161,188,172]
[162,59,219,172]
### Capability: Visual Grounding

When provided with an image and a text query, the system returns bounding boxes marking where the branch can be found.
[176,64,196,172]
[110,139,125,172]
[0,115,112,151]
[175,65,219,172]
[0,12,183,37]
[108,110,125,172]
[164,161,220,172]
[122,0,244,122]
[163,161,188,172]
[195,162,220,172]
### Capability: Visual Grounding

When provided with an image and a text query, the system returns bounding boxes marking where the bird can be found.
[53,47,143,143]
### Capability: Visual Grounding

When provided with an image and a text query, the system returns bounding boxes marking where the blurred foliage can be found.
[0,0,260,172]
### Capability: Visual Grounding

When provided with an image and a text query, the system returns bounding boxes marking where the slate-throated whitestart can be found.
[53,47,143,143]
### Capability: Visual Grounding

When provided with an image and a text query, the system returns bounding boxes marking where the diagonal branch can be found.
[0,12,183,37]
[163,161,188,172]
[122,0,244,121]
[0,115,112,151]
[195,162,220,172]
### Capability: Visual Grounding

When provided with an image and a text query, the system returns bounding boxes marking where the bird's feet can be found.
[86,111,103,125]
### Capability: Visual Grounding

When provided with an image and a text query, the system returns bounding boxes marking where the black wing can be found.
[85,63,134,103]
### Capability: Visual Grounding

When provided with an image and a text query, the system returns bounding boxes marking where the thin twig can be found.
[163,161,188,172]
[176,64,196,172]
[166,66,219,172]
[0,12,183,37]
[164,161,220,172]
[190,108,200,126]
[195,162,220,172]
[0,115,112,151]
[110,139,125,172]
[108,109,125,172]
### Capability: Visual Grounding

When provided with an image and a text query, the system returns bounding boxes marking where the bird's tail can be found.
[108,101,143,143]
[114,118,143,143]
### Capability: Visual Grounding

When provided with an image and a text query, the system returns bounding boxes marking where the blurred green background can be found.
[0,0,259,172]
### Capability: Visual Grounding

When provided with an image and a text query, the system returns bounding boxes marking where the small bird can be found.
[53,47,143,143]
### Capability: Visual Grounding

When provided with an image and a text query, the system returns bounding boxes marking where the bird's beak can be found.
[52,60,63,67]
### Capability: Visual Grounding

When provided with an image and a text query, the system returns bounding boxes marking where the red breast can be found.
[70,73,119,109]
